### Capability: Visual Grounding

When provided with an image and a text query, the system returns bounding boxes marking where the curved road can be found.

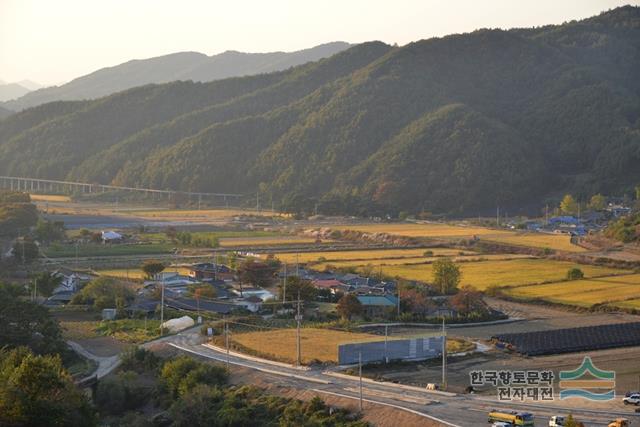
[157,328,640,427]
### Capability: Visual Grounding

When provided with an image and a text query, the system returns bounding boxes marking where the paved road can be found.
[160,329,640,427]
[67,340,121,379]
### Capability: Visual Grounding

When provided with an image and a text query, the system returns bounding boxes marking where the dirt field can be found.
[219,236,319,247]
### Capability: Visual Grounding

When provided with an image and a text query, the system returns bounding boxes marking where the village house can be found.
[357,295,398,318]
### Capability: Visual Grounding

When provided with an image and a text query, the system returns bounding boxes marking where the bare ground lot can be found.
[53,309,126,357]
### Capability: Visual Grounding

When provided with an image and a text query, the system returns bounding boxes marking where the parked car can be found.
[549,415,565,426]
[624,390,640,397]
[623,394,640,405]
[492,422,513,427]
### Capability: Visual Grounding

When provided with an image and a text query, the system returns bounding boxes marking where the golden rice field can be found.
[219,236,319,247]
[334,222,511,238]
[268,248,471,264]
[503,274,640,307]
[29,193,71,202]
[333,223,584,252]
[315,254,535,269]
[483,233,586,253]
[613,299,640,309]
[319,259,626,291]
[223,328,455,365]
[96,267,192,279]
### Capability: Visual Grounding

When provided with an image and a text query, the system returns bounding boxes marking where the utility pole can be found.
[296,291,302,366]
[384,324,388,364]
[296,253,299,277]
[397,287,401,318]
[225,318,230,373]
[358,351,363,412]
[545,204,549,225]
[442,316,447,390]
[496,206,500,227]
[282,264,287,304]
[160,275,165,336]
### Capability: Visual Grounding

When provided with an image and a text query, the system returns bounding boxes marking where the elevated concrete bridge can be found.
[0,175,243,205]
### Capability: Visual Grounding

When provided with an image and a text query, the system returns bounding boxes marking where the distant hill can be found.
[2,42,351,111]
[1,7,639,216]
[0,83,31,102]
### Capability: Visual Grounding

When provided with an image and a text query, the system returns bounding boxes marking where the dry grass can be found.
[29,194,71,202]
[333,223,585,252]
[268,248,470,264]
[319,259,626,291]
[59,320,101,340]
[504,274,640,307]
[219,236,319,247]
[226,328,457,365]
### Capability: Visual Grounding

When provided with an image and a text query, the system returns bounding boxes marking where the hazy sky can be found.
[1,0,636,85]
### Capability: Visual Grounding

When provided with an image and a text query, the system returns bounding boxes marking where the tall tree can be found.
[141,260,165,279]
[0,347,96,427]
[0,287,65,355]
[587,194,606,211]
[278,276,317,302]
[432,258,461,295]
[559,194,579,215]
[336,294,362,321]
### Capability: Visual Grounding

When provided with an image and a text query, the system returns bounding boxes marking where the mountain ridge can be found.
[2,42,352,111]
[0,7,638,216]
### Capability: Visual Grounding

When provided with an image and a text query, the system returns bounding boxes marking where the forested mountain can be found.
[2,42,351,111]
[0,7,639,216]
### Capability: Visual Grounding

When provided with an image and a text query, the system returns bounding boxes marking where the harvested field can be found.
[269,248,472,264]
[333,222,511,238]
[96,267,192,279]
[503,274,640,307]
[218,328,466,365]
[318,258,626,291]
[483,233,586,252]
[333,223,584,252]
[315,253,534,269]
[219,236,319,247]
[29,193,71,202]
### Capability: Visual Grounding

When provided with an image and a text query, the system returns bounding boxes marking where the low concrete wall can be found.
[338,335,444,365]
